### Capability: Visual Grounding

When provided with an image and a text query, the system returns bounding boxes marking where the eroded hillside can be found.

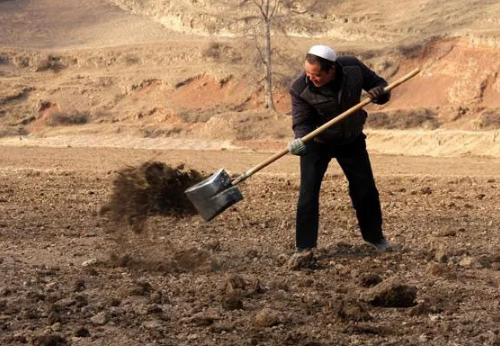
[0,0,500,156]
[109,0,500,45]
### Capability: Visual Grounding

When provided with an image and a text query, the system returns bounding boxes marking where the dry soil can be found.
[1,146,500,345]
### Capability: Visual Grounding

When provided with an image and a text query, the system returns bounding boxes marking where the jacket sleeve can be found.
[357,59,391,105]
[290,92,317,139]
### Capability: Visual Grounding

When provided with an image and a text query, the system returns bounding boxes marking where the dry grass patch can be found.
[367,108,440,130]
[45,111,90,126]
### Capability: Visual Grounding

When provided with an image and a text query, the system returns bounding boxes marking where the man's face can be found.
[305,60,335,88]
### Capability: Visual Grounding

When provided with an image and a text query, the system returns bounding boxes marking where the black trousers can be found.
[296,134,383,249]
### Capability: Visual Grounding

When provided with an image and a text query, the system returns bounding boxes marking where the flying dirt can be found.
[99,161,206,233]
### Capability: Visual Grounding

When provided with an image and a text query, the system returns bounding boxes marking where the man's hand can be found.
[367,86,386,101]
[288,138,307,156]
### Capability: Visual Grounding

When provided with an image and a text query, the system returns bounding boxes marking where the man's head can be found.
[305,45,337,88]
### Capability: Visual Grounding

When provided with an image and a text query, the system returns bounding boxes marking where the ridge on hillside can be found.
[109,0,500,46]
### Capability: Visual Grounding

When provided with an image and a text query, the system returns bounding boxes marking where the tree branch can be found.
[270,0,281,19]
[253,35,265,65]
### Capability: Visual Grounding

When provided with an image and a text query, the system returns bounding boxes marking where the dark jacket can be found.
[289,55,390,144]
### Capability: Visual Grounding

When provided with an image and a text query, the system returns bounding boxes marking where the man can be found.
[288,44,392,253]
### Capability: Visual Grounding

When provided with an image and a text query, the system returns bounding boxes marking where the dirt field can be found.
[1,0,500,345]
[1,145,500,346]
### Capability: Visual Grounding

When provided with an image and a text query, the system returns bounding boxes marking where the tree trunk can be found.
[263,18,275,110]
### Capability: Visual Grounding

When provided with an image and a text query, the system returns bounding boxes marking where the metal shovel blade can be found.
[185,168,244,221]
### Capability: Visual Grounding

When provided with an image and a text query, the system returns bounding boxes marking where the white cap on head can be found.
[307,45,337,62]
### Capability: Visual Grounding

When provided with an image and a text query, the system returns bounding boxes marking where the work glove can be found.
[367,86,386,101]
[288,138,307,156]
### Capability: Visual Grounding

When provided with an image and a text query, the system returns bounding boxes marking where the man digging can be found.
[288,45,393,259]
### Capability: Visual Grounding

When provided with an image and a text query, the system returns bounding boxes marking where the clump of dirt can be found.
[100,161,205,232]
[221,291,244,311]
[32,334,68,346]
[337,299,373,322]
[362,278,418,308]
[358,273,383,288]
[253,308,281,327]
[286,249,316,270]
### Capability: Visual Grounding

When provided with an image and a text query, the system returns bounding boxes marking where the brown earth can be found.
[1,146,500,345]
[1,1,500,345]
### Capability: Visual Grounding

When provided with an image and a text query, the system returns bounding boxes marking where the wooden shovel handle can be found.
[232,68,421,186]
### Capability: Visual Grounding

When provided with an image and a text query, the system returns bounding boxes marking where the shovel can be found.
[185,68,421,221]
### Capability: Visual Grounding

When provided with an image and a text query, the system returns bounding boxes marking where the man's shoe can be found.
[365,238,393,252]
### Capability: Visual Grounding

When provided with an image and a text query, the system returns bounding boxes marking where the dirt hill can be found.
[1,0,500,156]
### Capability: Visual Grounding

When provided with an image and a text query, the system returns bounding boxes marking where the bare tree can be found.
[239,0,318,111]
